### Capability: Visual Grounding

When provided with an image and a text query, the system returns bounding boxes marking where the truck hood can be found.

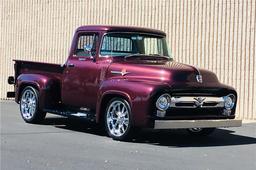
[107,59,219,85]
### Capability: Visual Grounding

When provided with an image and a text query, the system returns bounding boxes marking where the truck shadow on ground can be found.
[42,116,256,148]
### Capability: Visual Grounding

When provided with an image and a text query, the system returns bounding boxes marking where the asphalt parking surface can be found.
[1,100,256,170]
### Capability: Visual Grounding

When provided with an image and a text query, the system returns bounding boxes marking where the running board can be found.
[43,108,96,122]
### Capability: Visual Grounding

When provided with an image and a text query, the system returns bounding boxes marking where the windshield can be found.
[100,33,172,59]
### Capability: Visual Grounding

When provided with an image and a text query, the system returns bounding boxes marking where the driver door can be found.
[62,33,100,108]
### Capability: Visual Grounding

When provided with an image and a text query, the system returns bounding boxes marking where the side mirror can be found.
[84,45,92,53]
[83,44,95,61]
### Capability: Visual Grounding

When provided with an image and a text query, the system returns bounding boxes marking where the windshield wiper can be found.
[148,54,171,60]
[124,53,172,62]
[124,53,146,59]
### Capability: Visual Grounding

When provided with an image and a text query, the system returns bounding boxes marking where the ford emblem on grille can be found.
[196,75,203,83]
[193,97,206,107]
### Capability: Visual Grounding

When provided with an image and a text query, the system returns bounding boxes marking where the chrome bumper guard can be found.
[154,119,242,129]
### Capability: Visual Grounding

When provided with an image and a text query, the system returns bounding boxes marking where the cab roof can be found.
[76,25,166,36]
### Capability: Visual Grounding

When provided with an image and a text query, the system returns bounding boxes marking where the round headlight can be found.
[224,94,236,110]
[156,94,171,111]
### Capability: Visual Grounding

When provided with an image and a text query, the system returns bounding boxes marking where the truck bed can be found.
[14,60,64,80]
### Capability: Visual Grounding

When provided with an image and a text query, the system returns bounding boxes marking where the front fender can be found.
[16,74,60,109]
[96,79,170,127]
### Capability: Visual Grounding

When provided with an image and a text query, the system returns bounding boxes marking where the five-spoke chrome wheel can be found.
[105,98,132,140]
[20,86,46,123]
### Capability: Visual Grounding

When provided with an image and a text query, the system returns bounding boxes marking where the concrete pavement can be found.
[1,100,256,170]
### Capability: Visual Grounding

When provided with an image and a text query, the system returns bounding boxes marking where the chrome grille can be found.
[170,96,224,109]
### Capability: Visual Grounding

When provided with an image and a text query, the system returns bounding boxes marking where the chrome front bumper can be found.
[154,119,242,129]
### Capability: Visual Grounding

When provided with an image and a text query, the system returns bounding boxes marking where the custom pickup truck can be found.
[7,25,242,140]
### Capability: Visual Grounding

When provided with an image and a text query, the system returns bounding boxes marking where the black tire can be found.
[187,128,216,136]
[19,86,46,123]
[104,97,133,141]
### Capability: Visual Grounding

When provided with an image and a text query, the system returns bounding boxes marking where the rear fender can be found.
[16,74,61,109]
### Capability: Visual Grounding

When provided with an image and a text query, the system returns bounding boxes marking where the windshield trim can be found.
[99,32,168,58]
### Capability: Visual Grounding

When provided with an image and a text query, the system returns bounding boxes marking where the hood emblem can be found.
[196,75,203,83]
[193,97,206,107]
[111,69,130,76]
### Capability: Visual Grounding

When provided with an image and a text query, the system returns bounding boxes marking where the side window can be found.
[75,34,97,57]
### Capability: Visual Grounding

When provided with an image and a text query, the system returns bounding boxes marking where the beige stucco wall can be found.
[1,0,255,119]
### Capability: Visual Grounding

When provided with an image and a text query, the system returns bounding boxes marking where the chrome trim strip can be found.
[111,70,130,76]
[154,119,242,129]
[170,96,225,108]
[78,58,86,61]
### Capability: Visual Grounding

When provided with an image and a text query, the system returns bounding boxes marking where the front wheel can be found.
[105,98,133,141]
[20,86,46,123]
[187,128,216,136]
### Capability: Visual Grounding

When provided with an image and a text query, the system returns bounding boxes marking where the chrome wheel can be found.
[20,88,37,120]
[188,128,203,133]
[106,99,130,138]
[187,128,216,136]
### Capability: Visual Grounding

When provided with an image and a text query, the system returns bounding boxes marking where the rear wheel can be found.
[187,128,216,136]
[105,98,133,141]
[20,86,46,123]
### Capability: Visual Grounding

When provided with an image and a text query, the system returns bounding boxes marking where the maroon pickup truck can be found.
[7,25,241,140]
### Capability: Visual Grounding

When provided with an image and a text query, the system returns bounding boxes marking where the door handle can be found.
[67,63,75,67]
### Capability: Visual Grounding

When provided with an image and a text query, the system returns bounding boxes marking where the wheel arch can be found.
[17,82,40,102]
[96,91,132,124]
[16,74,61,109]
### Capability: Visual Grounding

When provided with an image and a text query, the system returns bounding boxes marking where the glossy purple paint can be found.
[11,25,237,127]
